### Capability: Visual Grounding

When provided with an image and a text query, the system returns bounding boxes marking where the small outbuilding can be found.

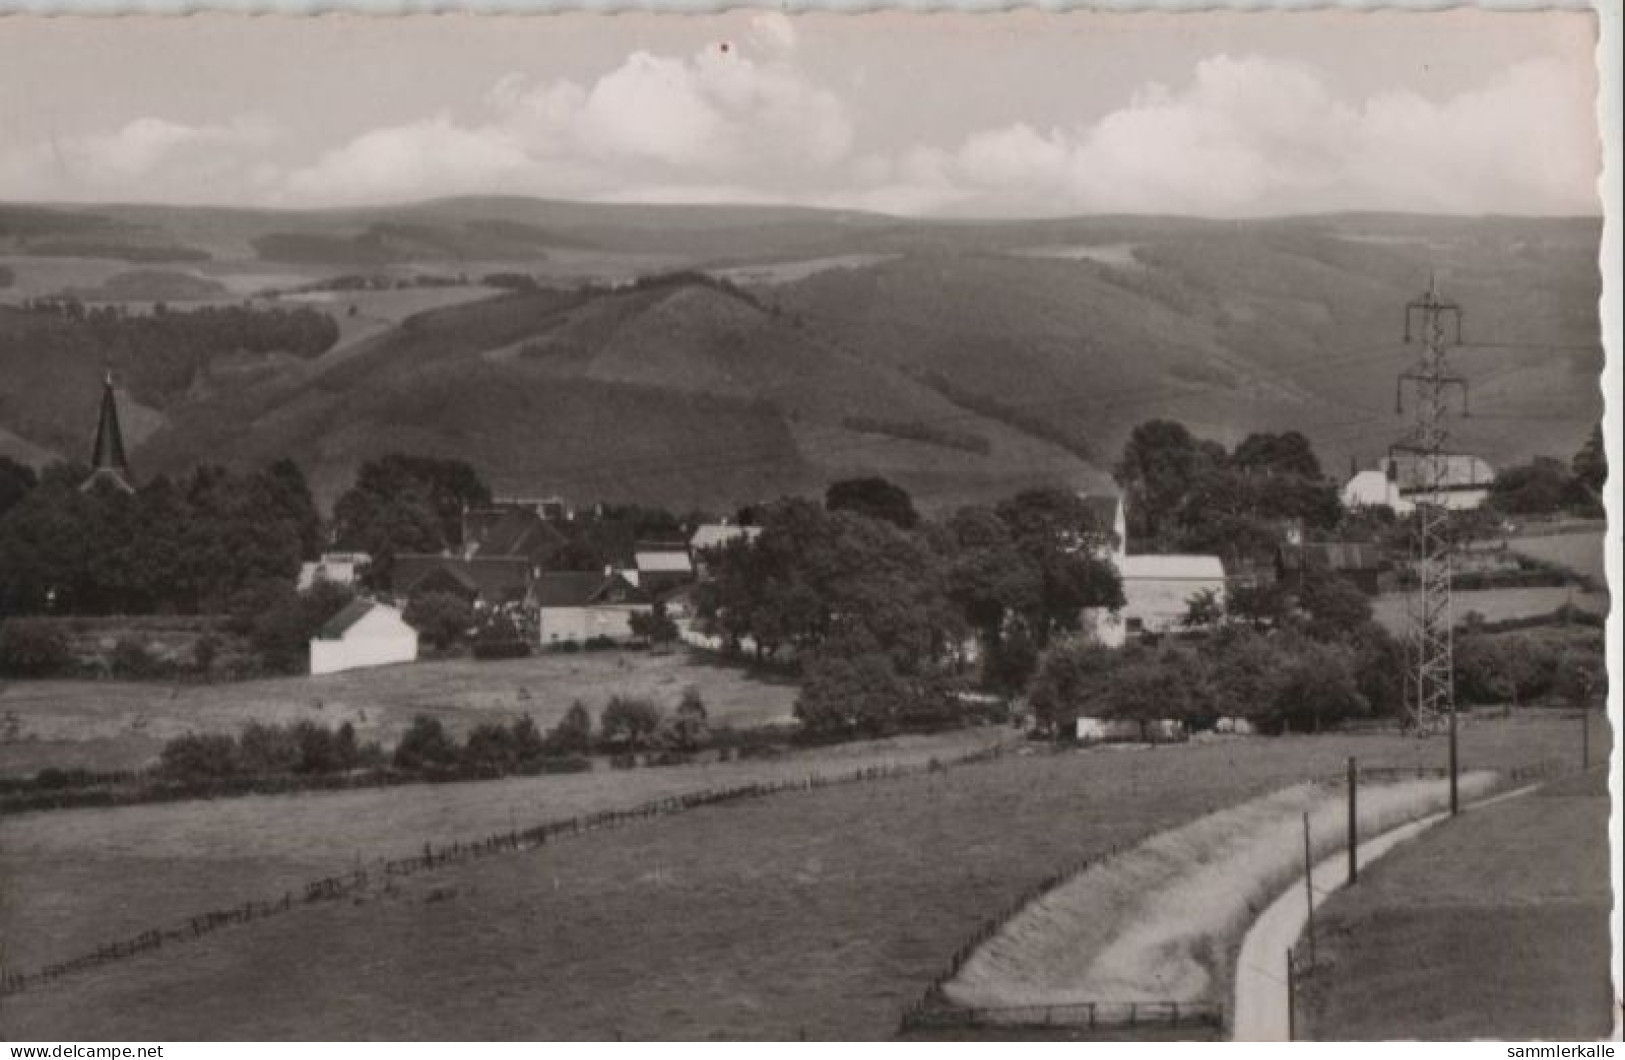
[309,600,419,676]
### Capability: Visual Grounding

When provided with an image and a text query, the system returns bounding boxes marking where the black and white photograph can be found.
[0,5,1616,1044]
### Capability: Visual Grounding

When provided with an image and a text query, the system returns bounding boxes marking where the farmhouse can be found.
[633,542,695,598]
[309,599,418,676]
[535,570,651,646]
[460,505,567,565]
[1076,493,1226,646]
[392,554,533,609]
[297,551,371,592]
[1343,453,1494,515]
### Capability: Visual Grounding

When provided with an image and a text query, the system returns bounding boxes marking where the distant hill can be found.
[0,199,1602,512]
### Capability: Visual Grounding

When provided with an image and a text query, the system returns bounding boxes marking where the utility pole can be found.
[1346,757,1358,885]
[1302,812,1316,967]
[1394,277,1468,814]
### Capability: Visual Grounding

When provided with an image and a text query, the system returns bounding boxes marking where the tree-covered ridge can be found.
[7,299,339,407]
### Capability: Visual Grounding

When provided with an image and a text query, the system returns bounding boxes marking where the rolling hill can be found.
[0,199,1604,513]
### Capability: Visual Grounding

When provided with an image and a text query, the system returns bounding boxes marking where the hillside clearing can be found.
[1296,770,1614,1039]
[0,714,1585,1040]
[0,650,799,776]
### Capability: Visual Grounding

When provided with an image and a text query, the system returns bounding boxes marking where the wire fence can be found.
[900,997,1223,1033]
[0,740,1015,998]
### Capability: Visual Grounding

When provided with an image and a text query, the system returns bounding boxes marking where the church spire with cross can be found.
[81,371,136,494]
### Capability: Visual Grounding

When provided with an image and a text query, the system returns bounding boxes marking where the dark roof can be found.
[80,376,135,494]
[534,571,648,608]
[315,598,378,640]
[1279,542,1385,573]
[395,554,532,602]
[464,507,567,561]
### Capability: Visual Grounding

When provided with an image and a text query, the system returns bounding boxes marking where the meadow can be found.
[1371,585,1607,635]
[0,727,1004,976]
[1296,767,1615,1039]
[0,649,800,775]
[0,713,1587,1041]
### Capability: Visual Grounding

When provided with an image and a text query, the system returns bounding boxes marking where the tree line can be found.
[13,299,339,405]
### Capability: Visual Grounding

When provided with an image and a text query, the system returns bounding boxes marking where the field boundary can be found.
[0,739,1016,998]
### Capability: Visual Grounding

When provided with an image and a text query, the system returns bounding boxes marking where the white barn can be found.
[1342,454,1494,515]
[309,600,418,676]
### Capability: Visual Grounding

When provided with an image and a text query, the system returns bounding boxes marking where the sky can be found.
[0,9,1605,218]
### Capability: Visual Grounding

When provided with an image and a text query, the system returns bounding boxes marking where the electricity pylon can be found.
[1391,278,1467,772]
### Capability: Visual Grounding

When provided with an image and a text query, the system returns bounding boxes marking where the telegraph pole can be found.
[1393,277,1468,814]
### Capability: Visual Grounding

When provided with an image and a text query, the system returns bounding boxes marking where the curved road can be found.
[1231,784,1540,1041]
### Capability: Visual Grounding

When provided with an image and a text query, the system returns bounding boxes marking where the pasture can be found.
[1296,768,1615,1039]
[0,728,1005,977]
[0,649,800,776]
[1505,526,1608,586]
[1371,585,1607,635]
[0,713,1589,1041]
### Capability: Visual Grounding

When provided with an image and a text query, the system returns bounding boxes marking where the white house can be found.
[1075,716,1188,743]
[1075,493,1225,647]
[309,599,418,676]
[1083,554,1227,648]
[297,552,371,592]
[1342,454,1494,515]
[535,570,651,646]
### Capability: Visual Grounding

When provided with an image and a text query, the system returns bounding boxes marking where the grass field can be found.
[1506,528,1609,586]
[1297,767,1616,1040]
[0,713,1589,1041]
[1372,586,1608,635]
[0,649,799,776]
[0,728,1005,977]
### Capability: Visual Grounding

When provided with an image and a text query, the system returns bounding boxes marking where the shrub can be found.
[192,633,221,676]
[584,635,618,652]
[405,592,474,651]
[600,695,662,751]
[111,635,164,679]
[393,714,459,772]
[662,686,710,751]
[237,721,300,775]
[159,733,238,781]
[545,701,594,756]
[509,715,546,765]
[463,721,518,772]
[0,620,71,677]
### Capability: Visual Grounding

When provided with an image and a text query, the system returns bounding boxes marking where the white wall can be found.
[538,604,648,645]
[309,606,418,676]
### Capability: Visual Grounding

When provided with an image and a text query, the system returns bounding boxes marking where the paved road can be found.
[1230,786,1537,1041]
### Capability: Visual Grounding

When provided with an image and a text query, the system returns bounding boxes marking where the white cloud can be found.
[921,54,1600,217]
[279,40,853,206]
[0,46,1598,218]
[0,116,276,204]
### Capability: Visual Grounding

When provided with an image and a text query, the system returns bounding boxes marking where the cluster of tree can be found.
[331,455,491,584]
[1113,422,1342,557]
[1027,571,1404,737]
[15,300,339,404]
[391,689,710,775]
[1454,627,1605,709]
[1488,428,1606,517]
[696,480,1124,738]
[160,719,375,782]
[0,460,321,616]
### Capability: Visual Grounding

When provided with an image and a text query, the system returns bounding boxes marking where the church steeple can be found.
[81,372,135,494]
